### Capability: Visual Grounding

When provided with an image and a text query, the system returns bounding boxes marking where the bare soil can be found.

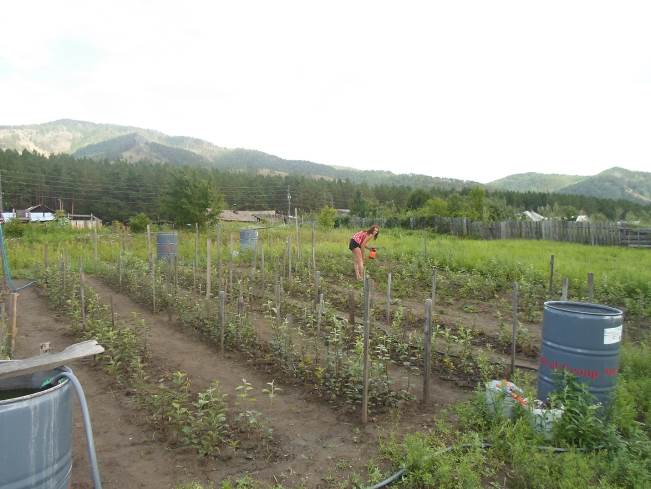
[85,276,469,487]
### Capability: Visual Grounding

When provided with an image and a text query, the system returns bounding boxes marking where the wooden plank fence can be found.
[349,216,651,248]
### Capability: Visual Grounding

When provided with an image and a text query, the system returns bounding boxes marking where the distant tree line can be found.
[0,149,648,226]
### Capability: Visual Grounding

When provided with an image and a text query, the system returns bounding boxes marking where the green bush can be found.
[128,212,152,233]
[3,219,24,238]
[318,206,337,228]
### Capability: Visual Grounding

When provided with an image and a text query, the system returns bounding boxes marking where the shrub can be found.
[129,213,152,233]
[3,219,24,238]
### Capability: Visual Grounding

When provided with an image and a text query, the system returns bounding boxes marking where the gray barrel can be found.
[156,231,177,261]
[537,301,623,406]
[0,366,73,489]
[240,228,258,251]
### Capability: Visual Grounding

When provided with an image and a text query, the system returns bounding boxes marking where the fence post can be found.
[423,298,432,404]
[287,237,292,281]
[561,277,569,301]
[316,292,324,364]
[511,282,518,379]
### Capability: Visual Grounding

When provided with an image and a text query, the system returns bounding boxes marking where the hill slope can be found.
[0,119,477,190]
[558,167,651,204]
[488,172,587,193]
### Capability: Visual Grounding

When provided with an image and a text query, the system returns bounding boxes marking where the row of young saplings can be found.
[41,261,278,458]
[96,248,529,417]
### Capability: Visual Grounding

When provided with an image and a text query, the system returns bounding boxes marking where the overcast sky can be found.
[1,1,650,183]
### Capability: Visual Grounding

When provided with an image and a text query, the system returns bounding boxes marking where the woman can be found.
[349,224,380,280]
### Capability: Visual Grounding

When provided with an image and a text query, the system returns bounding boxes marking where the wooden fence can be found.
[348,216,651,248]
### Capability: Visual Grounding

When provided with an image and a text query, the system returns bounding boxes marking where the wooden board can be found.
[0,340,104,381]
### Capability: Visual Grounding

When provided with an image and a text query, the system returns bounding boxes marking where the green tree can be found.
[128,212,152,233]
[163,172,224,227]
[351,190,369,217]
[420,197,449,217]
[407,189,430,209]
[317,206,337,228]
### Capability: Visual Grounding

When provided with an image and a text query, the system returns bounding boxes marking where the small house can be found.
[16,205,55,223]
[521,210,546,222]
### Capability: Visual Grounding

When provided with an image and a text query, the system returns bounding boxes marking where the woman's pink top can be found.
[352,230,368,245]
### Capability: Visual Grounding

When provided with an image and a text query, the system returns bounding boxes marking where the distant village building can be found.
[521,210,546,222]
[68,213,102,229]
[15,205,56,223]
[218,210,278,223]
[575,215,590,223]
[336,209,351,216]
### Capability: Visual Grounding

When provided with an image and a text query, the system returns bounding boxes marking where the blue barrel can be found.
[156,231,177,261]
[240,228,258,251]
[537,301,623,406]
[0,366,73,489]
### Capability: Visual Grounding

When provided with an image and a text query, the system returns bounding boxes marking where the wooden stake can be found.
[311,222,316,271]
[386,272,392,325]
[206,238,212,298]
[93,227,98,263]
[110,296,115,328]
[362,276,372,424]
[220,290,226,353]
[80,264,86,330]
[314,271,321,310]
[561,277,569,301]
[152,261,156,314]
[423,298,432,404]
[287,237,292,281]
[431,268,437,306]
[549,255,555,297]
[295,208,301,261]
[316,292,324,364]
[587,272,594,302]
[146,224,152,271]
[9,292,18,358]
[216,224,223,292]
[511,282,518,380]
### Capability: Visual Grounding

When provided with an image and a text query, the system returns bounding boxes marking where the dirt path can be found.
[13,284,212,489]
[86,277,380,487]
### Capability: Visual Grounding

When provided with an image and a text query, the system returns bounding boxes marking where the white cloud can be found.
[1,0,650,182]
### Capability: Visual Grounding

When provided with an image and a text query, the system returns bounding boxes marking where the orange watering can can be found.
[369,248,377,259]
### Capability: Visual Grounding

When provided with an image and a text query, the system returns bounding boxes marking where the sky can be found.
[1,1,650,183]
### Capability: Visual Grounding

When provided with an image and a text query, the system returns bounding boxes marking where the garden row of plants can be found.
[41,263,274,458]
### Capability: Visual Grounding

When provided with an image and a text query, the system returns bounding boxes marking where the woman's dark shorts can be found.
[349,239,361,251]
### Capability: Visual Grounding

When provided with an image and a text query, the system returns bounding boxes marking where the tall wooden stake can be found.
[9,292,18,358]
[220,290,226,353]
[216,224,222,291]
[146,224,152,271]
[386,272,392,325]
[348,289,355,325]
[80,264,86,330]
[152,261,156,313]
[206,238,212,298]
[549,254,555,296]
[423,298,432,404]
[511,282,518,379]
[287,237,292,281]
[316,292,324,364]
[311,222,316,271]
[431,268,437,305]
[362,275,372,424]
[587,272,594,302]
[314,271,321,310]
[561,277,569,301]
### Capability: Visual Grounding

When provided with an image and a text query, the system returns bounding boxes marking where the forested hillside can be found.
[1,149,649,225]
[489,172,586,193]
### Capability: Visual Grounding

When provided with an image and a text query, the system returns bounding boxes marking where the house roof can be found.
[24,204,55,213]
[218,210,277,222]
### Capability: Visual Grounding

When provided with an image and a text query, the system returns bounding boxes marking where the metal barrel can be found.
[240,228,258,251]
[537,301,623,406]
[156,231,177,261]
[0,366,73,489]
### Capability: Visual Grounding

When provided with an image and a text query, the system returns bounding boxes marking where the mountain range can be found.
[0,119,475,191]
[0,119,650,204]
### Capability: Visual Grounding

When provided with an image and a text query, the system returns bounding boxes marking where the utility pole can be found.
[287,186,291,219]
